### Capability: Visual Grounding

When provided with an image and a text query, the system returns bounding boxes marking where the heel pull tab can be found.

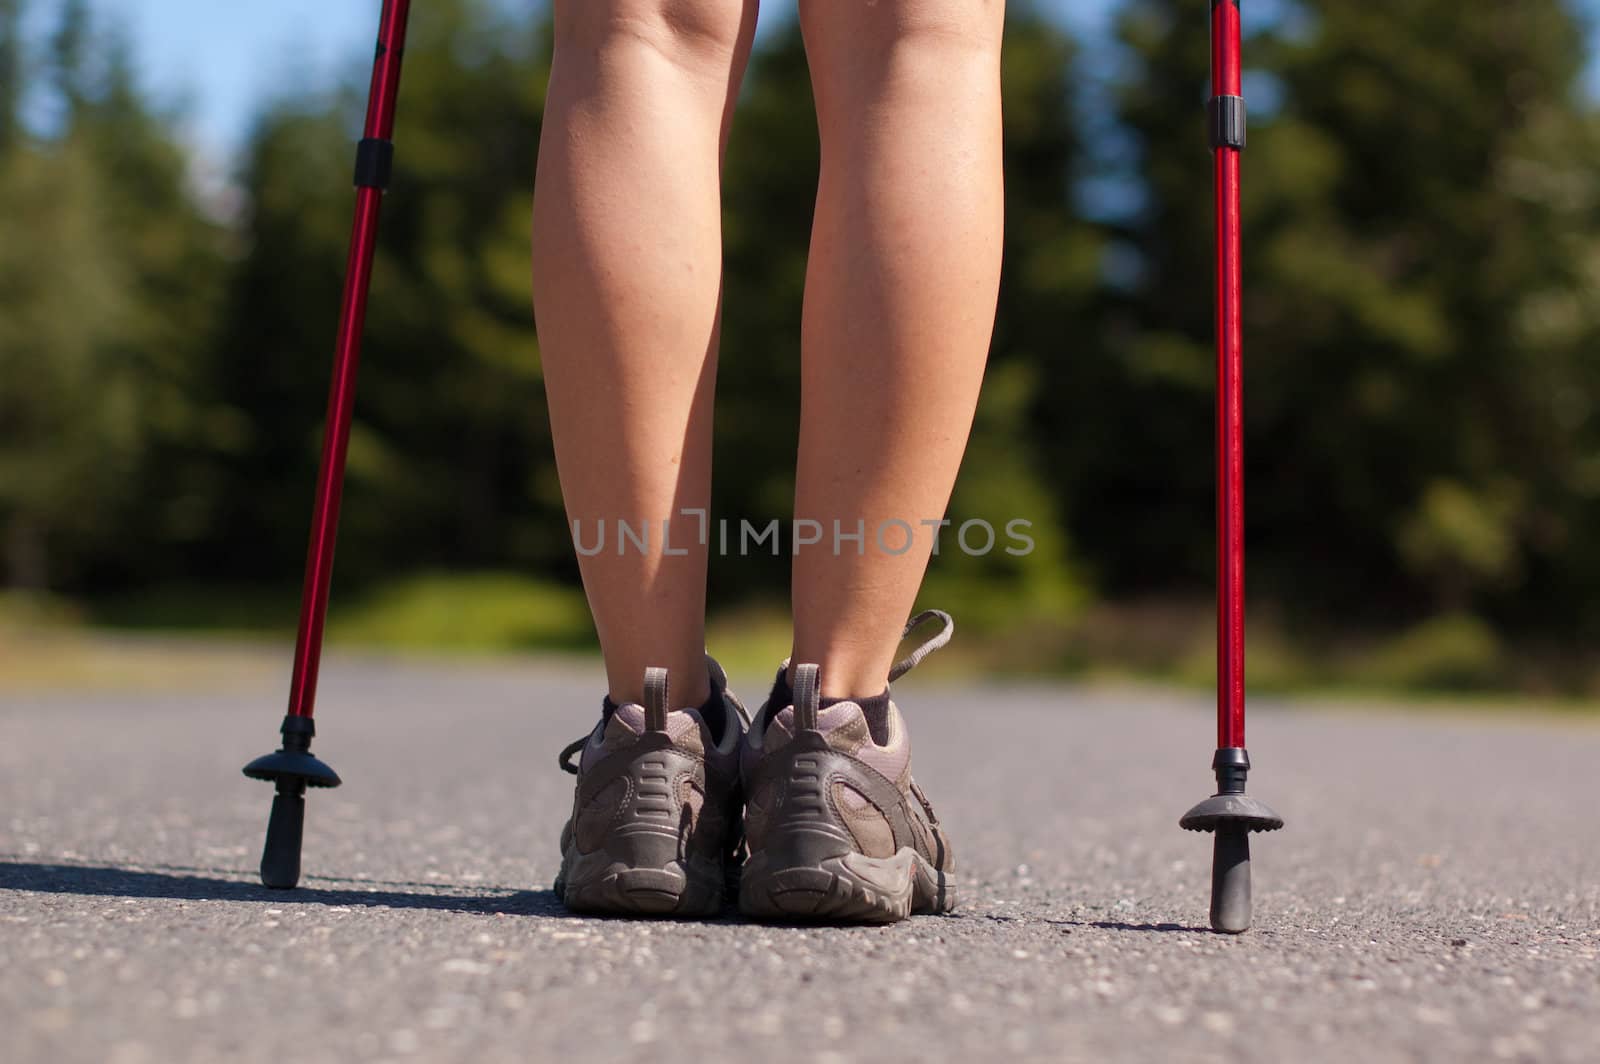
[643,666,670,732]
[792,663,821,731]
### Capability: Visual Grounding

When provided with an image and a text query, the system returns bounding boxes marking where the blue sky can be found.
[88,1,1119,155]
[77,0,1600,158]
[90,0,382,152]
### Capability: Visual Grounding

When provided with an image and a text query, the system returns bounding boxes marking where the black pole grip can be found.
[353,137,395,190]
[1207,96,1246,151]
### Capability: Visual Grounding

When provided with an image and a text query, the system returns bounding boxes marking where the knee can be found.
[800,0,1004,75]
[552,0,751,69]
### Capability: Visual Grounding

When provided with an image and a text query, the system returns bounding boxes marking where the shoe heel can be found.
[740,825,910,922]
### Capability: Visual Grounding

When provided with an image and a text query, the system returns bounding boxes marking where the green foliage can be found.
[944,11,1098,630]
[204,0,559,590]
[0,0,225,589]
[4,0,1600,694]
[716,20,816,601]
[1052,0,1600,641]
[1252,0,1600,630]
[0,0,21,153]
[0,135,136,587]
[716,14,1094,624]
[326,571,593,652]
[1356,613,1506,691]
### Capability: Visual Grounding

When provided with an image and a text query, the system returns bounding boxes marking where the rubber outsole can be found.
[739,846,956,924]
[555,847,727,918]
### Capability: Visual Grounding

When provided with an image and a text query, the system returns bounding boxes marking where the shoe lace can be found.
[888,609,955,682]
[558,736,587,776]
[893,612,954,827]
[781,609,956,686]
[889,611,953,826]
[909,778,941,825]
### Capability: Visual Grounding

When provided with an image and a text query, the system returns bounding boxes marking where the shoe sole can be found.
[740,830,957,924]
[556,834,726,918]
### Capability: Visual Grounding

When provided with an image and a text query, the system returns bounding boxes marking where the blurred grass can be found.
[80,573,595,651]
[324,573,595,653]
[0,591,282,692]
[3,576,1598,712]
[0,574,598,693]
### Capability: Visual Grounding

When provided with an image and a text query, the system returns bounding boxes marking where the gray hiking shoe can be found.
[555,658,747,916]
[739,610,958,923]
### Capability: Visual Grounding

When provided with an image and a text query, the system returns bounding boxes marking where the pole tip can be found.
[260,789,305,890]
[1210,827,1252,933]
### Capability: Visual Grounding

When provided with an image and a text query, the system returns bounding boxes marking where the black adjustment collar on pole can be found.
[354,137,395,190]
[1208,96,1246,151]
[1179,748,1283,834]
[1212,746,1250,794]
[242,714,342,789]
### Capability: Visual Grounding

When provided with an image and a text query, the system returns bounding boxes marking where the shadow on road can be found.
[0,858,566,917]
[1069,920,1213,934]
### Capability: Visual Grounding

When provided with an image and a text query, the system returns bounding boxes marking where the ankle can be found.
[784,655,890,702]
[825,689,892,746]
[606,663,711,711]
[774,666,892,745]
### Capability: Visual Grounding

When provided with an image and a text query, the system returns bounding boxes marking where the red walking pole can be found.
[1179,0,1283,933]
[243,0,414,889]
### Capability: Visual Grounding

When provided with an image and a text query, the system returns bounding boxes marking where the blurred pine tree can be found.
[5,0,1600,673]
[0,0,224,590]
[1049,0,1600,637]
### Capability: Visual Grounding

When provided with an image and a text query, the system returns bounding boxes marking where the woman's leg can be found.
[533,0,757,707]
[790,0,1006,697]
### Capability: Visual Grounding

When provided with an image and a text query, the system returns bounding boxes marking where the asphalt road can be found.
[4,650,1598,1063]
